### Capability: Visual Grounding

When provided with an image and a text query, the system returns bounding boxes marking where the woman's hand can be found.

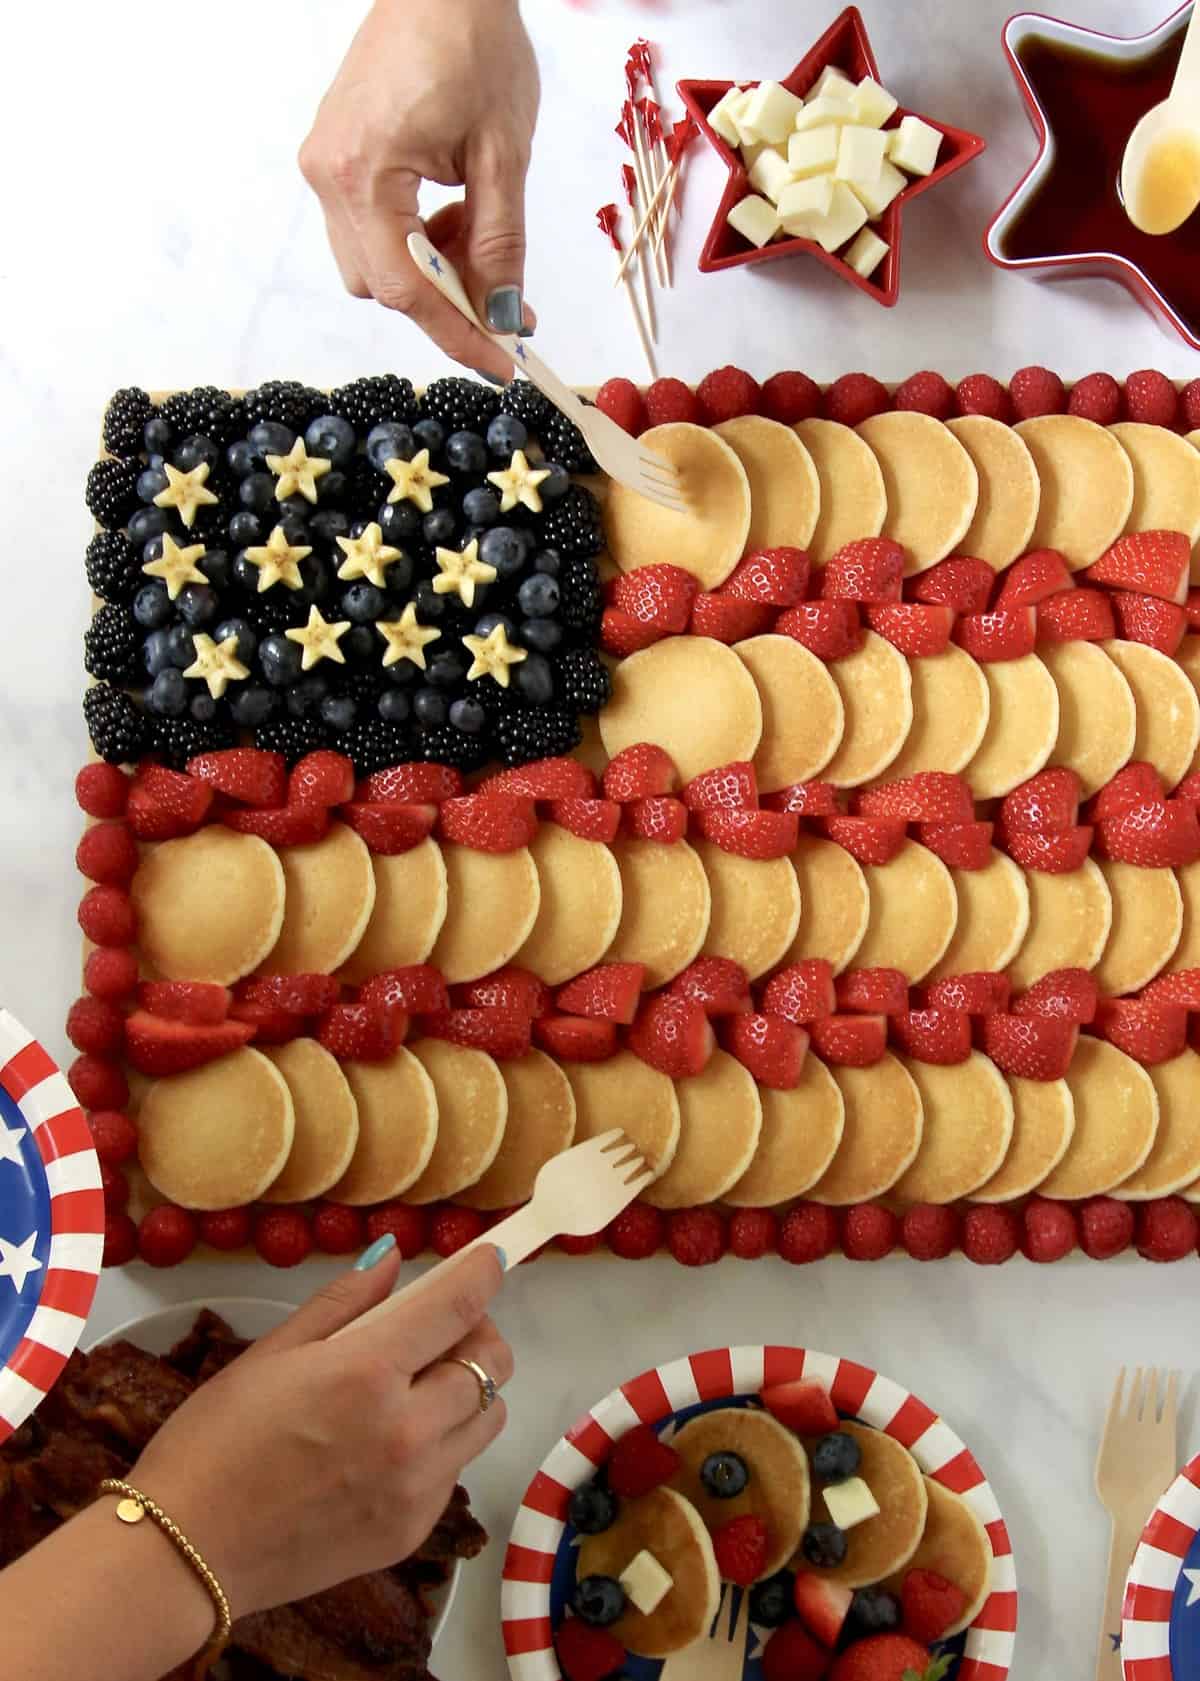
[300,0,540,380]
[130,1242,511,1620]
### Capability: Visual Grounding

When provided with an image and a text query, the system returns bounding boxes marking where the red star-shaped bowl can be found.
[676,5,986,306]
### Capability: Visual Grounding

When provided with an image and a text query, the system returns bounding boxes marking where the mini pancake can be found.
[259,1039,359,1204]
[577,1486,719,1658]
[563,1051,680,1180]
[604,422,751,589]
[965,654,1060,800]
[882,646,991,779]
[1014,415,1135,569]
[517,824,623,986]
[670,1409,810,1580]
[137,1048,294,1211]
[713,415,821,550]
[1007,860,1112,992]
[694,839,802,980]
[793,417,888,567]
[338,839,448,985]
[821,631,914,788]
[945,414,1041,571]
[1040,1036,1159,1199]
[606,837,711,986]
[330,1049,439,1205]
[810,1054,924,1204]
[642,1051,762,1209]
[857,411,979,572]
[429,843,541,985]
[972,1074,1075,1202]
[1111,421,1200,545]
[893,1052,1015,1203]
[406,1040,507,1203]
[1178,639,1200,774]
[132,829,285,985]
[263,822,376,975]
[806,1423,929,1590]
[457,1049,576,1211]
[1114,1049,1200,1200]
[1040,640,1137,797]
[1102,639,1200,792]
[600,636,763,785]
[725,1055,845,1206]
[853,841,959,983]
[927,851,1030,980]
[1168,859,1200,971]
[882,1480,994,1636]
[786,836,870,974]
[1094,859,1183,996]
[735,634,844,789]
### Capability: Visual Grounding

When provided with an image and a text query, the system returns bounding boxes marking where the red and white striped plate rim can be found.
[501,1345,1018,1680]
[1122,1451,1200,1679]
[0,1009,104,1445]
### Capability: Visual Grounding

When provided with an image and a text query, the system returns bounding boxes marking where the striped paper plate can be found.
[0,1009,103,1444]
[502,1345,1017,1680]
[1123,1453,1200,1679]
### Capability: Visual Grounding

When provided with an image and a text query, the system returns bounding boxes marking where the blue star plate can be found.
[0,1009,103,1445]
[1124,1454,1200,1679]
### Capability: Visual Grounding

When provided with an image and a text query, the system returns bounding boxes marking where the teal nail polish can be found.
[354,1234,397,1271]
[472,368,506,387]
[494,1244,509,1273]
[486,285,525,334]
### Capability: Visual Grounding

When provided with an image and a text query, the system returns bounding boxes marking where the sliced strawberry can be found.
[836,967,909,1015]
[924,972,1012,1014]
[358,966,450,1016]
[607,1421,680,1498]
[723,546,809,607]
[317,1001,406,1061]
[954,606,1037,661]
[697,808,799,859]
[916,821,994,869]
[1087,529,1191,605]
[670,957,753,1017]
[488,756,596,801]
[438,793,538,853]
[1000,767,1082,832]
[623,796,688,843]
[1013,968,1099,1023]
[602,743,678,802]
[1177,771,1200,806]
[682,760,758,812]
[547,797,621,843]
[981,1013,1078,1080]
[241,972,342,1016]
[1094,997,1187,1065]
[456,967,549,1016]
[361,762,464,803]
[1087,762,1164,823]
[820,816,907,866]
[556,963,646,1024]
[1144,969,1200,1011]
[723,1013,809,1089]
[419,1007,531,1060]
[762,781,841,816]
[901,1569,970,1648]
[188,747,287,807]
[1110,591,1188,654]
[762,960,837,1024]
[759,1378,838,1435]
[1098,800,1200,869]
[1037,587,1117,643]
[228,997,303,1044]
[532,1014,619,1061]
[1004,826,1094,872]
[602,605,666,656]
[775,600,862,660]
[793,1572,852,1649]
[996,548,1074,608]
[1187,589,1200,632]
[809,1013,887,1066]
[124,1011,254,1075]
[628,995,714,1078]
[890,1007,973,1064]
[222,803,330,846]
[712,1515,769,1588]
[864,602,954,657]
[287,750,355,807]
[342,801,437,853]
[856,772,973,824]
[610,563,698,633]
[821,537,905,604]
[689,592,774,643]
[136,980,230,1025]
[128,766,214,840]
[911,555,994,614]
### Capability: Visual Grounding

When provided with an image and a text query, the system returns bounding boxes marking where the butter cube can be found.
[853,159,907,218]
[850,76,899,129]
[794,95,854,132]
[889,114,944,177]
[809,66,857,103]
[804,181,869,253]
[708,86,750,147]
[619,1550,673,1616]
[844,227,890,279]
[727,193,782,248]
[741,80,805,145]
[787,125,840,179]
[748,145,797,204]
[823,1477,881,1532]
[731,96,764,149]
[835,125,888,187]
[777,175,834,236]
[741,140,769,171]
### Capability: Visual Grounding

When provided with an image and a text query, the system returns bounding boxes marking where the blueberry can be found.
[190,692,218,722]
[801,1522,848,1569]
[174,433,219,474]
[516,652,554,703]
[286,674,329,717]
[260,633,303,687]
[226,438,257,478]
[248,421,295,458]
[534,547,561,577]
[378,501,419,543]
[700,1452,749,1500]
[239,472,277,516]
[748,1574,793,1629]
[479,525,525,578]
[177,584,218,628]
[382,552,414,595]
[428,652,467,689]
[518,617,563,654]
[463,487,501,527]
[137,466,169,504]
[474,613,515,640]
[568,1484,618,1536]
[228,511,264,548]
[142,536,165,565]
[199,549,232,591]
[349,518,372,540]
[850,1588,900,1633]
[142,629,174,677]
[342,582,386,624]
[342,625,378,663]
[147,453,166,471]
[133,582,172,630]
[422,508,457,547]
[128,505,171,547]
[305,413,357,469]
[518,573,560,618]
[166,624,196,669]
[279,512,310,547]
[147,667,188,716]
[214,617,256,663]
[232,552,260,592]
[367,422,414,471]
[298,553,331,605]
[414,687,448,727]
[445,430,487,474]
[539,462,570,502]
[310,509,351,548]
[320,695,357,732]
[385,660,418,686]
[487,413,528,457]
[449,697,485,734]
[379,688,411,724]
[231,685,277,728]
[414,582,446,622]
[572,1575,625,1629]
[144,415,172,456]
[318,468,348,504]
[412,417,445,455]
[813,1432,862,1485]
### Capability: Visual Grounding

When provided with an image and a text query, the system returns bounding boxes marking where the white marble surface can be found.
[3,0,1200,1674]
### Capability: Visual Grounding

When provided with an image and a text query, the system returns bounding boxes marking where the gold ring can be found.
[449,1355,498,1414]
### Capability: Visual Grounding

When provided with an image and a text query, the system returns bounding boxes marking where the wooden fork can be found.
[406,231,688,514]
[1094,1366,1179,1680]
[660,1588,750,1681]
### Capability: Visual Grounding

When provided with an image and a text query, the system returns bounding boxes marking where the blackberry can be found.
[84,603,141,684]
[499,380,552,433]
[496,704,581,767]
[85,457,141,529]
[539,407,598,475]
[83,684,147,764]
[556,648,610,714]
[557,554,603,635]
[418,723,492,772]
[346,454,389,520]
[253,712,327,765]
[243,589,307,637]
[161,386,247,448]
[102,387,155,459]
[340,715,408,776]
[243,380,326,431]
[148,710,236,768]
[538,484,603,557]
[336,668,385,709]
[418,376,501,435]
[85,531,143,605]
[330,374,418,431]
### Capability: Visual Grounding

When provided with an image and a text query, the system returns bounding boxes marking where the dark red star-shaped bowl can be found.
[677,5,986,307]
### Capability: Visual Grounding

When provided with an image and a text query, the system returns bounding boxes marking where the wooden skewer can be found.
[597,205,657,379]
[621,165,657,344]
[630,104,668,289]
[612,163,677,286]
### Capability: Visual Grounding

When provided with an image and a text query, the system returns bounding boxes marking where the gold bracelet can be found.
[98,1478,233,1680]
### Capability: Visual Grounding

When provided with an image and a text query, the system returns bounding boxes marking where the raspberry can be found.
[696,365,761,424]
[778,1203,840,1264]
[255,1207,314,1267]
[366,1201,429,1258]
[762,370,822,424]
[557,1230,603,1255]
[89,1109,137,1166]
[841,1203,899,1260]
[100,1160,129,1211]
[1068,371,1121,424]
[199,1208,253,1251]
[606,1201,664,1258]
[1010,365,1066,419]
[313,1203,367,1255]
[643,377,700,426]
[962,1205,1020,1265]
[1136,1197,1197,1262]
[75,762,130,820]
[84,947,139,1000]
[66,996,125,1056]
[901,1203,960,1261]
[1124,368,1178,428]
[1079,1196,1135,1260]
[955,373,1011,421]
[75,821,139,887]
[826,372,890,427]
[893,370,955,419]
[729,1207,777,1259]
[1182,378,1200,432]
[103,1210,138,1268]
[595,376,645,436]
[429,1205,485,1257]
[68,1054,128,1111]
[1021,1198,1077,1263]
[77,884,136,947]
[667,1207,727,1266]
[139,1205,198,1268]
